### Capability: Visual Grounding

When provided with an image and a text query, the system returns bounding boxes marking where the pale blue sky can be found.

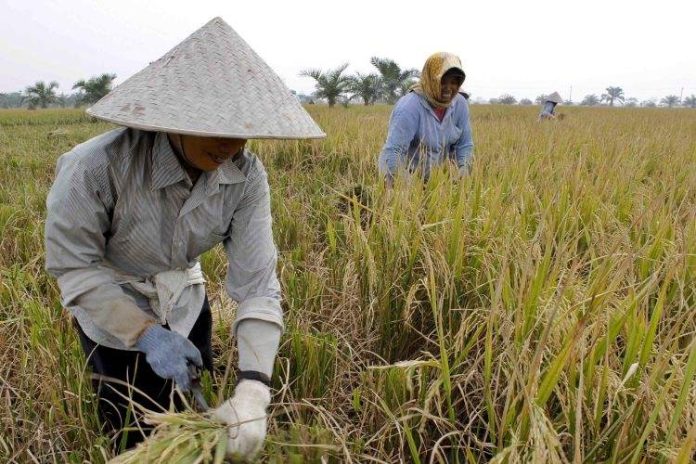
[1,0,694,102]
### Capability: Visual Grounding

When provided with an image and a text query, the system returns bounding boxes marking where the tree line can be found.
[490,86,695,108]
[0,73,116,109]
[3,70,694,110]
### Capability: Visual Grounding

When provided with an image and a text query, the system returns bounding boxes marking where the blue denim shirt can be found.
[378,92,473,179]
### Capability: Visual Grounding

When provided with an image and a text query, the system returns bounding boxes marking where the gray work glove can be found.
[135,324,203,391]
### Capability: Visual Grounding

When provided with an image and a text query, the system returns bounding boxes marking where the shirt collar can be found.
[210,152,246,185]
[204,149,247,196]
[151,132,188,190]
[415,92,461,119]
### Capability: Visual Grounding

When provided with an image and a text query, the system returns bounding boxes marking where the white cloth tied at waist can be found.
[57,262,207,350]
[111,263,206,325]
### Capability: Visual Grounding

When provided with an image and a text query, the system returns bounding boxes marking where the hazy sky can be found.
[2,0,695,102]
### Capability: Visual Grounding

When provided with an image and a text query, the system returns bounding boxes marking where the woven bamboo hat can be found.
[545,92,563,104]
[87,17,325,139]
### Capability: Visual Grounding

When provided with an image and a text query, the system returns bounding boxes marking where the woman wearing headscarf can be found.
[378,52,473,185]
[44,17,324,460]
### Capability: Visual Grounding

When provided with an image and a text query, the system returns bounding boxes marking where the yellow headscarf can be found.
[411,52,466,109]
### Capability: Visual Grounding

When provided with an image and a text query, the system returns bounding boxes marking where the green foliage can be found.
[348,73,381,105]
[601,86,625,106]
[683,95,696,108]
[299,64,352,107]
[660,95,681,108]
[370,57,420,104]
[581,94,600,106]
[0,91,24,109]
[24,80,59,109]
[73,73,117,105]
[498,94,517,105]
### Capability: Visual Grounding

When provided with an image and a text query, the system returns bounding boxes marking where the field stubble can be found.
[0,105,694,463]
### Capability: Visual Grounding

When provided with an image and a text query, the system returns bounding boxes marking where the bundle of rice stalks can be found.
[109,410,228,464]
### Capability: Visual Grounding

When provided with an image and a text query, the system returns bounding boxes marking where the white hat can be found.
[545,92,563,104]
[87,17,325,139]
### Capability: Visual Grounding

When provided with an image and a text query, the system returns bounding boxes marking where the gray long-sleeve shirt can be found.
[45,128,283,350]
[378,92,474,180]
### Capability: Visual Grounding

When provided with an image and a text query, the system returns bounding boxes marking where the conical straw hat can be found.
[87,17,325,139]
[545,91,563,104]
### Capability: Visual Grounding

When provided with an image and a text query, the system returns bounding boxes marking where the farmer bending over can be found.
[378,52,474,186]
[45,17,324,460]
[538,91,563,120]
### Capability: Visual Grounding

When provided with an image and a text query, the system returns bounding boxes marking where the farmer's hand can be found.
[213,380,271,461]
[458,164,471,178]
[135,324,202,391]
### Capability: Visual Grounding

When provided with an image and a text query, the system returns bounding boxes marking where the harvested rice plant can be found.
[0,105,695,462]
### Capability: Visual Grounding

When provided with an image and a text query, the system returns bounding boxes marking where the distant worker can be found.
[378,52,474,186]
[539,91,563,120]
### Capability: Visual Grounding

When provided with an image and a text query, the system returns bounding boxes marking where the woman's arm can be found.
[378,97,420,181]
[223,159,283,376]
[215,157,281,459]
[45,151,155,347]
[453,101,474,173]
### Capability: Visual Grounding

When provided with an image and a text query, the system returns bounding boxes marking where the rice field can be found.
[0,104,694,463]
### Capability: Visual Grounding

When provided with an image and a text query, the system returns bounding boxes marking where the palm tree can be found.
[24,81,59,109]
[300,64,352,107]
[397,78,419,99]
[660,95,680,108]
[600,86,625,106]
[683,95,696,108]
[370,57,420,104]
[581,94,600,106]
[348,73,382,105]
[73,73,117,105]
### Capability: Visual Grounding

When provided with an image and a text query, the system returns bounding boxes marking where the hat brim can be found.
[86,109,327,140]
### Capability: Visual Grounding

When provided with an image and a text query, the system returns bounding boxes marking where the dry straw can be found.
[108,410,228,464]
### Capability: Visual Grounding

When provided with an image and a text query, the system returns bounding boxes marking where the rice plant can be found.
[0,105,694,462]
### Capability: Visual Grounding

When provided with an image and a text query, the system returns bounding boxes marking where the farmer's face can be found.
[171,135,247,172]
[440,70,464,104]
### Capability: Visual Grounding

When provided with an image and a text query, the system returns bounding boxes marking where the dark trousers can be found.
[75,296,214,451]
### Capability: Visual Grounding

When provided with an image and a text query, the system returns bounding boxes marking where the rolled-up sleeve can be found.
[378,98,419,178]
[454,102,474,169]
[225,163,283,335]
[45,152,153,347]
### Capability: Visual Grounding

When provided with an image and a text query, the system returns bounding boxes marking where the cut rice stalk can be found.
[108,410,228,464]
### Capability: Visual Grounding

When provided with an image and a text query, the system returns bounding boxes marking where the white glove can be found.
[458,164,471,178]
[213,380,271,461]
